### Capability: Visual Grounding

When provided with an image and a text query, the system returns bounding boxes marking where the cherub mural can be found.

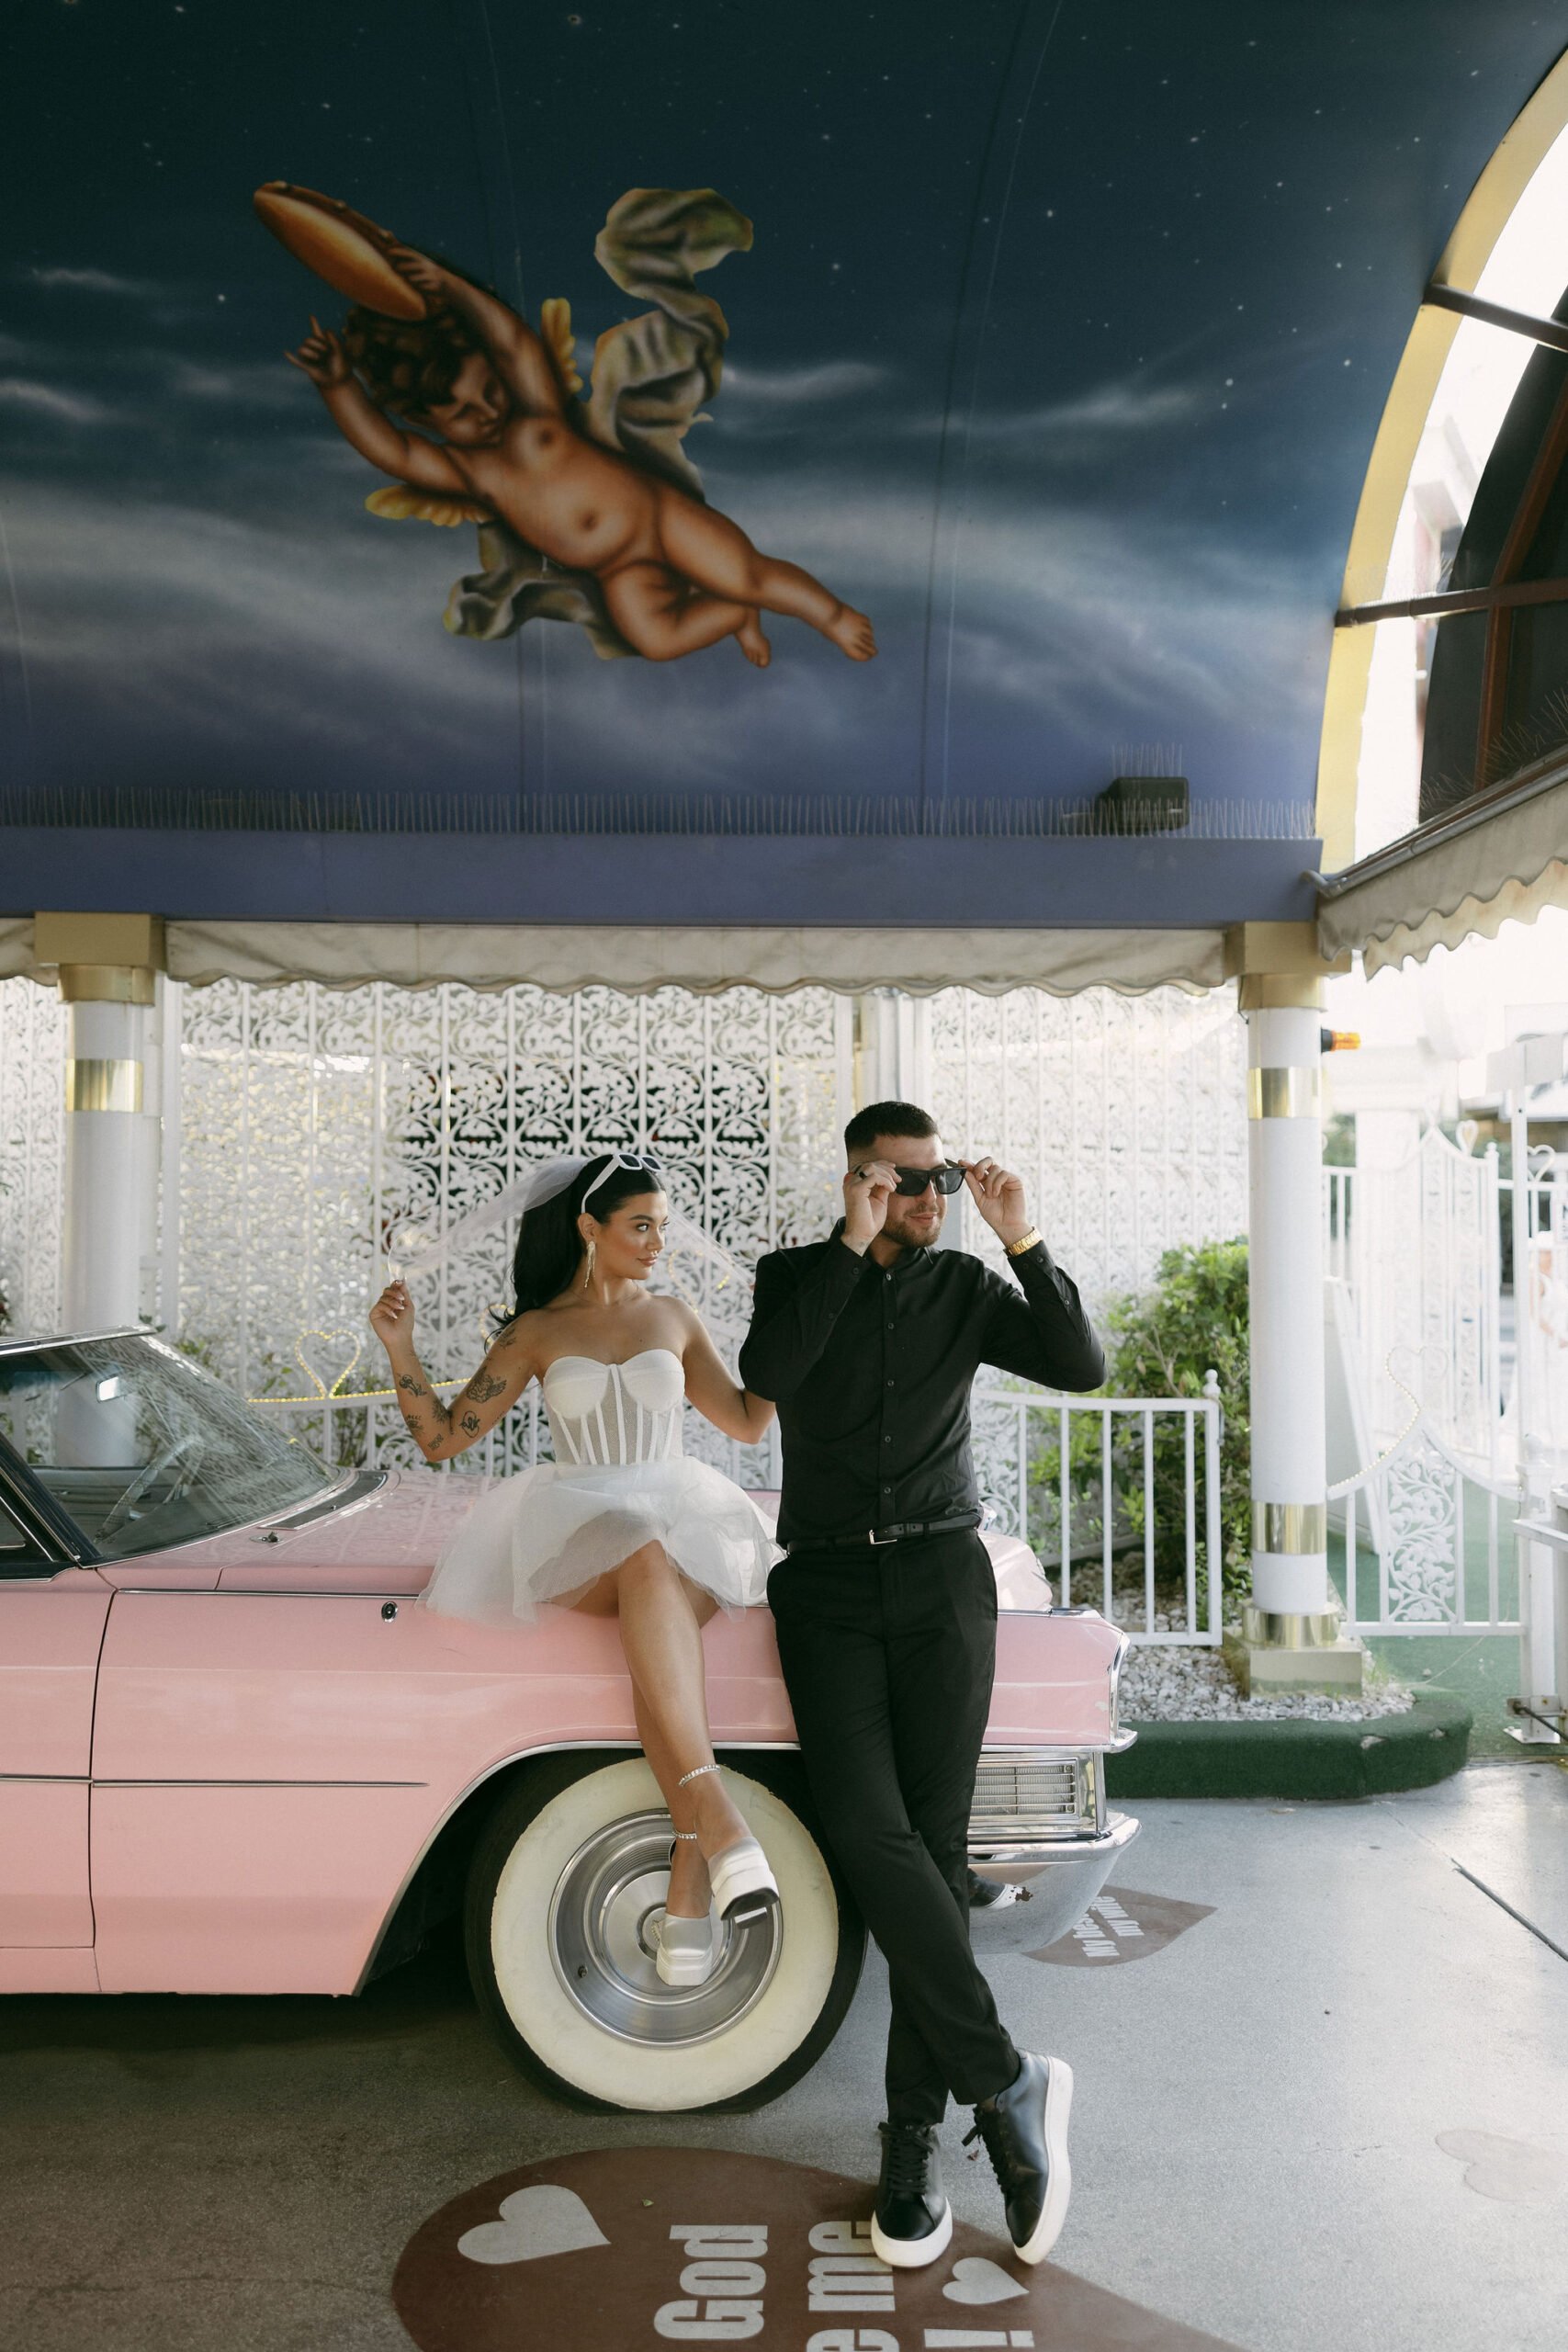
[260,183,876,668]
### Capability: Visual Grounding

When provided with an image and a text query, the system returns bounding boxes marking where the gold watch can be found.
[1005,1227,1043,1257]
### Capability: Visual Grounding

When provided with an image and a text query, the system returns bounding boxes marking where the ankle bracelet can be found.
[677,1763,722,1789]
[671,1830,701,1841]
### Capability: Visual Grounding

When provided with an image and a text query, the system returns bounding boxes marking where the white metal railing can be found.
[971,1380,1224,1645]
[253,1363,1223,1645]
[1328,1407,1521,1635]
[249,1316,783,1490]
[253,1384,784,1491]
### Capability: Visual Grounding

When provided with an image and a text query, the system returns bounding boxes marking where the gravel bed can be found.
[1114,1611,1416,1724]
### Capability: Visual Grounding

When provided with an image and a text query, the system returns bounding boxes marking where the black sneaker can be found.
[964,2051,1073,2265]
[967,1871,1025,1909]
[869,2120,953,2269]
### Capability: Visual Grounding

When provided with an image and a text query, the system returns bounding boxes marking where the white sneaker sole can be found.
[1014,2056,1073,2265]
[871,2197,953,2269]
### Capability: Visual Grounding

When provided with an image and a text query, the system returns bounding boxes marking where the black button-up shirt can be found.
[739,1228,1104,1546]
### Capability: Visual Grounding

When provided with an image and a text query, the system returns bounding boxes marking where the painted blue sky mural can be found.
[1,1,1565,888]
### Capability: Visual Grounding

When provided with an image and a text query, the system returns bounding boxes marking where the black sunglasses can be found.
[891,1162,968,1197]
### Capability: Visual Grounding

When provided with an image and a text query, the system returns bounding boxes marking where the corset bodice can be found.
[541,1348,686,1467]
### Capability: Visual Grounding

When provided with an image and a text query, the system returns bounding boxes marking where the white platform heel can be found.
[655,1832,716,1986]
[679,1764,781,1928]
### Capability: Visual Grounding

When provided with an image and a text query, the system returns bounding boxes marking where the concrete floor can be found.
[3,1761,1566,2350]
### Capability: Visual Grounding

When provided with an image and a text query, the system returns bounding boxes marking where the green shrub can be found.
[1104,1238,1251,1615]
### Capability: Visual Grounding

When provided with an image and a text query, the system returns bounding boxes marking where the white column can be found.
[38,914,166,1340]
[154,977,183,1338]
[61,991,151,1332]
[1246,1001,1330,1616]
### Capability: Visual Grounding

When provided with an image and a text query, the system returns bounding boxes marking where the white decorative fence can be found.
[1329,1409,1521,1636]
[1508,1144,1568,1466]
[1320,1125,1568,1637]
[1321,1126,1502,1472]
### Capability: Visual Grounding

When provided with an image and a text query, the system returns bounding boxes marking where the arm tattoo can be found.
[464,1370,506,1405]
[391,1361,452,1454]
[460,1410,480,1433]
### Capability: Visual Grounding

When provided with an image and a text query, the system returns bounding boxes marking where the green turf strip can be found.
[1105,1691,1472,1800]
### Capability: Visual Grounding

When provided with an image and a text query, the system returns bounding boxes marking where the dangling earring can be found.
[582,1238,596,1289]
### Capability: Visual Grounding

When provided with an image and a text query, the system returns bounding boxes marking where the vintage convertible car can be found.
[0,1329,1137,2113]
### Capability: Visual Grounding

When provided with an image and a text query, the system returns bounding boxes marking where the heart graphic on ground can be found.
[943,2255,1028,2303]
[399,2146,1250,2350]
[1436,2131,1568,2204]
[1028,1885,1215,1968]
[457,2185,610,2266]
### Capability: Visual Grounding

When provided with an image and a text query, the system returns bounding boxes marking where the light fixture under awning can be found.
[1316,759,1568,975]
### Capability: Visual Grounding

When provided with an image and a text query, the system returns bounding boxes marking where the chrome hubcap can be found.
[547,1809,782,2046]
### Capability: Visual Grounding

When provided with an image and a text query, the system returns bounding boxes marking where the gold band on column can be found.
[1252,1500,1327,1553]
[1247,1067,1324,1120]
[65,1057,143,1113]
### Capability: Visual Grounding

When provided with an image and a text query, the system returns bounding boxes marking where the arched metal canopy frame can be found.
[1316,49,1568,872]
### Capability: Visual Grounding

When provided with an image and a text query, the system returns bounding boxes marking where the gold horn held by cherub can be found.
[253,183,426,321]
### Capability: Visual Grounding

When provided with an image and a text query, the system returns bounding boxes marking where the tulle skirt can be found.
[419,1459,781,1627]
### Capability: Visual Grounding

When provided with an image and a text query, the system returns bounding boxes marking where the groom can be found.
[739,1101,1104,2270]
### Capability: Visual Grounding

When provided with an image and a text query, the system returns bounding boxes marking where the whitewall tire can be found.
[465,1752,864,2113]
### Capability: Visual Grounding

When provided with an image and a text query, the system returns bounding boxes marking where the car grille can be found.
[968,1752,1095,1851]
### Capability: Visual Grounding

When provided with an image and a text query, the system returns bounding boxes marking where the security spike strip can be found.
[0,784,1319,840]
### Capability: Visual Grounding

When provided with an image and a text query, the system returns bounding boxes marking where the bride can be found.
[368,1151,781,1991]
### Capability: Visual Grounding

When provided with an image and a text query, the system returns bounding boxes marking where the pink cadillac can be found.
[0,1329,1136,2112]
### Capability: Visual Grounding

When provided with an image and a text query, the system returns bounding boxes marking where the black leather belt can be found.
[791,1511,983,1552]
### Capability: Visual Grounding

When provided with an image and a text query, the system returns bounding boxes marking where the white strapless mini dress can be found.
[419,1347,779,1627]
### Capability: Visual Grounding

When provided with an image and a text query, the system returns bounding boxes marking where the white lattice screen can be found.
[926,984,1249,1306]
[1,974,1249,1466]
[172,980,852,1480]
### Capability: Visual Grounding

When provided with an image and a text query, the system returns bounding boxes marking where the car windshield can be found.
[0,1333,334,1561]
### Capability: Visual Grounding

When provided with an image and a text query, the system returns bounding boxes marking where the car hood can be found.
[94,1469,485,1590]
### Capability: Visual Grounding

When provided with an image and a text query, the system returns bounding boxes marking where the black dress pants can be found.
[769,1527,1020,2126]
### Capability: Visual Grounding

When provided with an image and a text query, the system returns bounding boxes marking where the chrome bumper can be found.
[968,1808,1140,1885]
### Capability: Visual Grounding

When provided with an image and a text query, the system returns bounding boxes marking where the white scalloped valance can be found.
[1316,768,1568,976]
[0,918,1224,997]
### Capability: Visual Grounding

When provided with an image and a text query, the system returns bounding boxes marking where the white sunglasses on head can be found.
[579,1150,664,1214]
